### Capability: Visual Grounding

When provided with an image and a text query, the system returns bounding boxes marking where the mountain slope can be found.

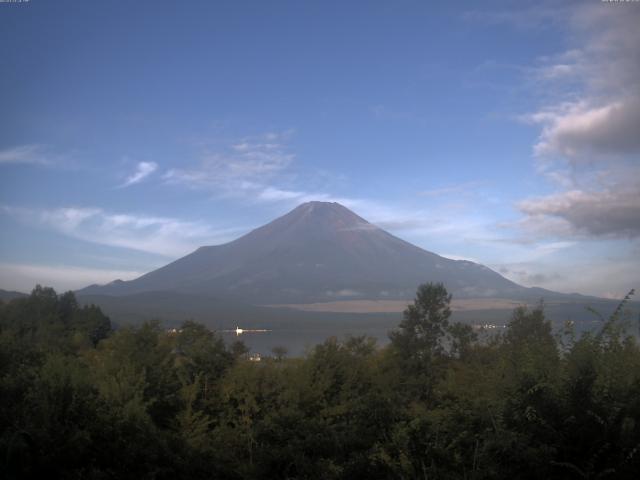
[78,201,557,303]
[0,289,28,302]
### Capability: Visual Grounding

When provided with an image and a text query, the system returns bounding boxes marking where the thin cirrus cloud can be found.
[162,133,388,214]
[254,187,357,206]
[1,205,242,257]
[0,144,51,165]
[462,4,568,31]
[163,133,295,195]
[120,161,158,187]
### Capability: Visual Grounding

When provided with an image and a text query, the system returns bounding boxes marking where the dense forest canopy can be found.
[1,284,639,479]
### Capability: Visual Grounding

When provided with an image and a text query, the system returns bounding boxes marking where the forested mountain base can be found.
[1,284,639,479]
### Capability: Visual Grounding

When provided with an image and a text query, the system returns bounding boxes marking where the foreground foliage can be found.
[1,284,639,479]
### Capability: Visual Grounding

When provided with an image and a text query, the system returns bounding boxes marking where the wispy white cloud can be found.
[0,145,51,166]
[440,254,481,263]
[536,62,575,81]
[0,262,144,293]
[1,205,243,257]
[495,263,565,288]
[121,161,158,187]
[257,187,308,202]
[161,131,371,211]
[163,132,295,195]
[463,4,569,31]
[254,187,363,207]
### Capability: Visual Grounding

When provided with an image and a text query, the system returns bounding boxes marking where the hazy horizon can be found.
[1,0,638,298]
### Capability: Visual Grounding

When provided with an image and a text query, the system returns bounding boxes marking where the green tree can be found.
[447,322,477,359]
[173,321,232,383]
[390,282,452,361]
[388,282,452,401]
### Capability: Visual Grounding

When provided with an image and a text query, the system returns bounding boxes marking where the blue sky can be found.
[1,0,638,297]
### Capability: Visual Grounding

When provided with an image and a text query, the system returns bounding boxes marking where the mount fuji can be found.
[79,201,566,304]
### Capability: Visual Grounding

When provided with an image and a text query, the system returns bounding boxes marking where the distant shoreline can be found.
[266,298,533,314]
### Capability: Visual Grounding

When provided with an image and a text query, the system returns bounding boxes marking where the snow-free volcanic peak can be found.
[78,201,534,303]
